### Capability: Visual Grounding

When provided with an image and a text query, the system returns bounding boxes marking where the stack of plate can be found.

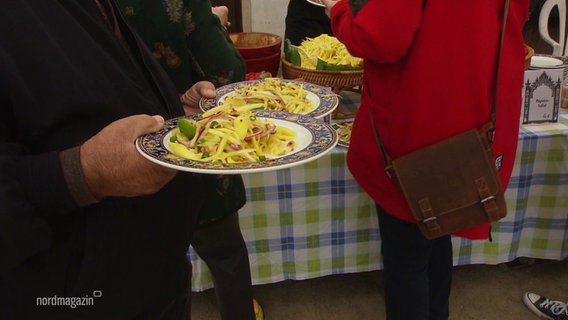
[529,55,568,79]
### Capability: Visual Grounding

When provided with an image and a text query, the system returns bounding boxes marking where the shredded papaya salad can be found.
[220,78,317,115]
[297,34,363,70]
[335,122,353,144]
[168,104,297,163]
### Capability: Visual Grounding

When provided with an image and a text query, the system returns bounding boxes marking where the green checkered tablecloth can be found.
[188,94,568,292]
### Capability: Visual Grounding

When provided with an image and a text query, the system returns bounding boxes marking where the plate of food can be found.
[332,121,353,147]
[199,78,338,120]
[306,0,325,7]
[136,105,338,174]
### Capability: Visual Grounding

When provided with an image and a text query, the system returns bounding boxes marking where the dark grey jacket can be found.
[0,0,203,318]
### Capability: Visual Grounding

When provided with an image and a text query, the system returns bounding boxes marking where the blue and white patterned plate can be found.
[332,121,353,148]
[306,0,325,7]
[199,79,339,119]
[136,110,339,174]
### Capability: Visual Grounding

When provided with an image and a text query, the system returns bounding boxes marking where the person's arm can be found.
[184,0,246,85]
[211,5,229,28]
[79,114,177,199]
[322,0,424,63]
[0,112,177,272]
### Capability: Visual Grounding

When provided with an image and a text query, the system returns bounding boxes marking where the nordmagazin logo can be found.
[36,290,101,308]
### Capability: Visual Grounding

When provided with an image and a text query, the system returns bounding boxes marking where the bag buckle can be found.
[418,198,441,234]
[475,178,501,221]
[423,216,437,223]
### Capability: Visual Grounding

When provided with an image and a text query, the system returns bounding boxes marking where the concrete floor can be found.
[191,257,568,320]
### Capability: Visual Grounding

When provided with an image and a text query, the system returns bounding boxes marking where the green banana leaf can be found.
[284,39,302,66]
[316,59,363,71]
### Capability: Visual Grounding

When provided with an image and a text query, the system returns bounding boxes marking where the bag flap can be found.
[392,130,503,220]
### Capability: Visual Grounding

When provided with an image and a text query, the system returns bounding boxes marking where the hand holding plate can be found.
[80,114,177,199]
[320,0,338,16]
[181,81,216,115]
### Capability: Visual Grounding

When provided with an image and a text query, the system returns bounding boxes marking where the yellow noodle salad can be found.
[220,78,317,115]
[335,122,353,144]
[298,34,363,69]
[168,105,297,163]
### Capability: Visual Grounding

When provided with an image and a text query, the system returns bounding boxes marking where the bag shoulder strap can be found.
[372,0,510,169]
[491,0,510,126]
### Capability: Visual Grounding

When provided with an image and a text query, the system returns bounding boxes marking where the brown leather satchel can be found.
[371,1,510,240]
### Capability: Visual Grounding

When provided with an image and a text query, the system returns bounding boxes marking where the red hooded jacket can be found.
[330,0,529,239]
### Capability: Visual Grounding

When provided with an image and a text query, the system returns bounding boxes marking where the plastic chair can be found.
[539,0,567,55]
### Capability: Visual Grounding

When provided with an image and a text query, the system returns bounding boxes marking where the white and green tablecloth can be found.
[188,95,568,292]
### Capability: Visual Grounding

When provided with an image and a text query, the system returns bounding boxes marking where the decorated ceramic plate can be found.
[306,0,325,7]
[199,79,338,119]
[530,55,566,69]
[136,110,338,174]
[332,121,353,148]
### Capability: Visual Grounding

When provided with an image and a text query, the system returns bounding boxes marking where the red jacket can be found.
[330,0,529,239]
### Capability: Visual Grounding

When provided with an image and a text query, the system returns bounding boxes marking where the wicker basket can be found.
[280,56,363,93]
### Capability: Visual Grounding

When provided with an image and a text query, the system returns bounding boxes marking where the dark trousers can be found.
[190,212,254,320]
[376,204,453,320]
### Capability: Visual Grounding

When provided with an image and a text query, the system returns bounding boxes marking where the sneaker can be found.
[523,292,568,320]
[253,299,264,320]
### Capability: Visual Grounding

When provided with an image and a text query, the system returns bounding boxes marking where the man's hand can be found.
[212,6,229,27]
[180,81,216,115]
[321,0,338,17]
[80,114,177,199]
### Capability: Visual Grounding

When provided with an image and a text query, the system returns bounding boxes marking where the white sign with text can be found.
[522,69,562,124]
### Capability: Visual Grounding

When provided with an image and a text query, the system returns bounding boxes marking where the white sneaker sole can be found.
[523,293,554,320]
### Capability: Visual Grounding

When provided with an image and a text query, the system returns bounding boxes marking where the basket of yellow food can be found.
[281,34,363,93]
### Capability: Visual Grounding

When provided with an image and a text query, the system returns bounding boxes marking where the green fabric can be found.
[197,175,247,226]
[117,0,247,224]
[118,0,246,90]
